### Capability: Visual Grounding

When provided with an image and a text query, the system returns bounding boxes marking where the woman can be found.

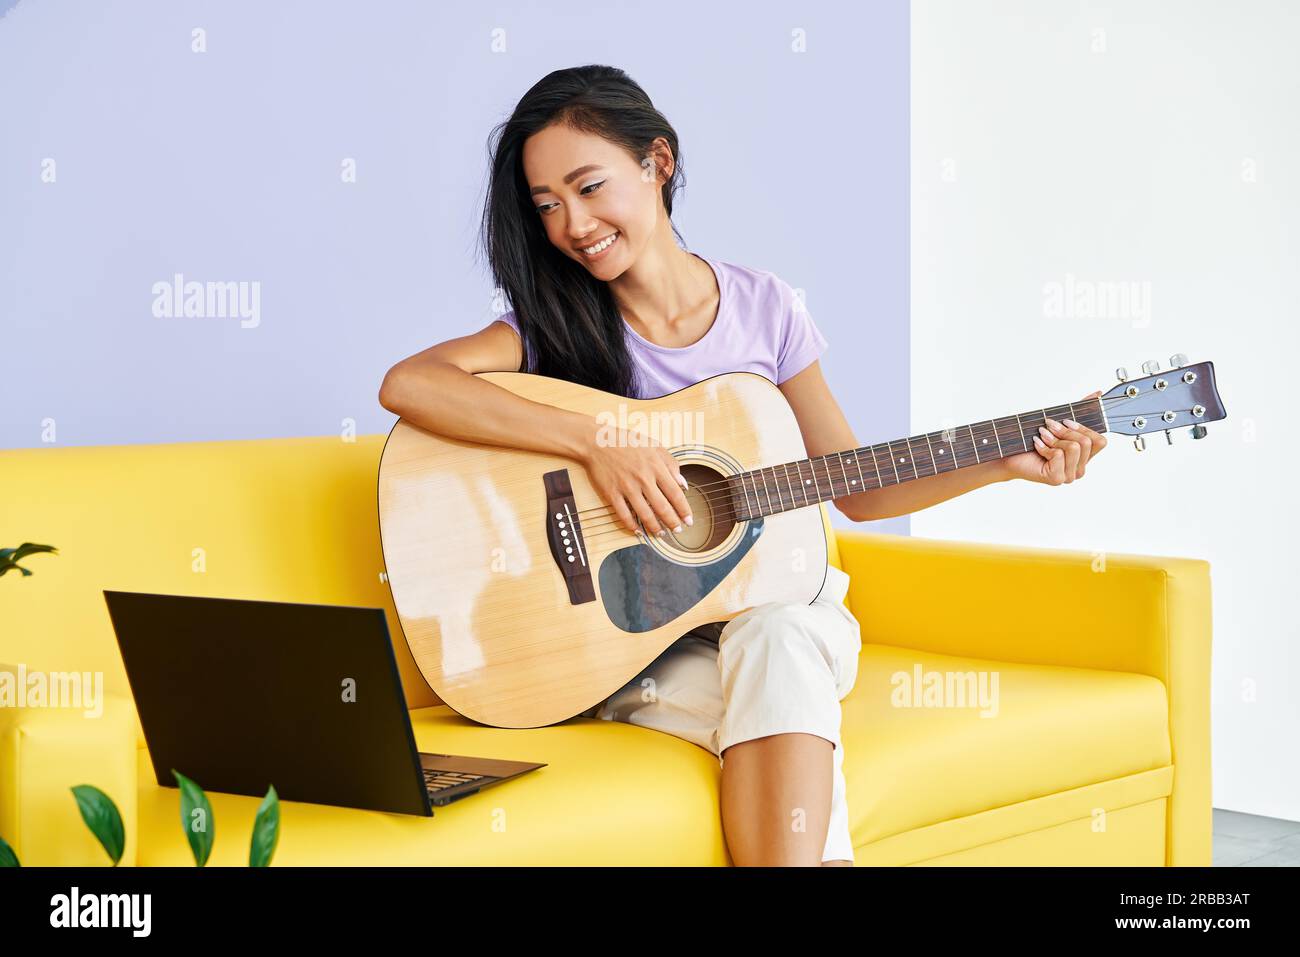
[378,64,1106,866]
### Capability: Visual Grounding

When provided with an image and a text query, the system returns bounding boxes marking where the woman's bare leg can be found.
[720,731,849,866]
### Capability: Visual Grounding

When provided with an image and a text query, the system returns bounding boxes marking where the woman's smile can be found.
[577,229,620,261]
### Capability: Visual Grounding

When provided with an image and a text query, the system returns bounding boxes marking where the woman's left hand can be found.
[1001,390,1109,485]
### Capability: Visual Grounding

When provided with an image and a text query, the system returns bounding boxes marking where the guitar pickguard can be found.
[596,519,764,633]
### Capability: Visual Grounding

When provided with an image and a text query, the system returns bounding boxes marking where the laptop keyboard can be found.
[423,767,489,793]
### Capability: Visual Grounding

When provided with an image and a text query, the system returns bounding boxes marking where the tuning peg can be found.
[1134,435,1146,451]
[1141,359,1161,375]
[1169,353,1188,368]
[1115,366,1129,382]
[1191,424,1208,439]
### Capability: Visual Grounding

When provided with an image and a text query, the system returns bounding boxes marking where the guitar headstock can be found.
[1101,354,1226,449]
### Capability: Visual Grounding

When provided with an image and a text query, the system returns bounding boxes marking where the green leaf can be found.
[172,769,214,867]
[0,543,56,578]
[70,785,125,866]
[249,785,280,867]
[0,833,20,867]
[10,543,57,561]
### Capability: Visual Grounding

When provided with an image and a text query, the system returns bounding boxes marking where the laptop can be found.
[102,590,546,816]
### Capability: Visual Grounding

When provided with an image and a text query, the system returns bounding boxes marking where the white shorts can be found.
[583,565,862,863]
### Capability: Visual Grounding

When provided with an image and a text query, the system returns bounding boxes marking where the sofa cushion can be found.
[0,681,139,866]
[133,643,1171,865]
[843,644,1173,849]
[135,702,733,865]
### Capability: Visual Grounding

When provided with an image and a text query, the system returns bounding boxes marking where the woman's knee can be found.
[719,603,860,698]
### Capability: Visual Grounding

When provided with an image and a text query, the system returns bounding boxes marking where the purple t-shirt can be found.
[494,255,828,398]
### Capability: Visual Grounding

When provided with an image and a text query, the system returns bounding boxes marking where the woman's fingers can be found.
[1045,417,1089,480]
[610,492,641,536]
[643,482,684,537]
[1049,417,1091,478]
[1065,414,1108,457]
[1031,433,1059,481]
[623,488,663,537]
[657,465,694,527]
[1034,426,1071,484]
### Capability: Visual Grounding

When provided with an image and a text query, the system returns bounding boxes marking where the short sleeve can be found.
[496,309,519,334]
[774,278,828,383]
[494,309,530,370]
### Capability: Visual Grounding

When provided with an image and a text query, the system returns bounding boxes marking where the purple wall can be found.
[0,0,908,534]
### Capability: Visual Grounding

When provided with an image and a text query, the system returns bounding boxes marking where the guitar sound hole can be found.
[667,463,736,552]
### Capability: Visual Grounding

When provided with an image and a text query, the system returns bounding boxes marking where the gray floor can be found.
[1213,809,1300,866]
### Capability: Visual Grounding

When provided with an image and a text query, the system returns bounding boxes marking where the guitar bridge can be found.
[542,469,595,605]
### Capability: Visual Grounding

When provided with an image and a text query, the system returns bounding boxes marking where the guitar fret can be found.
[990,420,1003,457]
[1014,413,1028,451]
[850,451,867,490]
[940,431,955,470]
[902,438,919,479]
[760,467,775,515]
[737,474,753,520]
[869,445,885,487]
[810,458,825,502]
[797,461,811,506]
[968,425,980,464]
[838,453,850,496]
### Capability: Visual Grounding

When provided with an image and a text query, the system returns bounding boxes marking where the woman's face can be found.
[522,123,665,277]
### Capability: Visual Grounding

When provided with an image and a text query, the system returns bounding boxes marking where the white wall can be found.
[911,0,1298,820]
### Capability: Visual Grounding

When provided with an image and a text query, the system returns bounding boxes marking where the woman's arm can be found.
[378,319,593,460]
[379,320,693,536]
[777,360,1013,522]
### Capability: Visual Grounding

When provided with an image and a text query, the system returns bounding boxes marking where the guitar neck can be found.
[729,396,1107,521]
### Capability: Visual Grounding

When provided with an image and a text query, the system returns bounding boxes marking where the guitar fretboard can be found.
[728,397,1106,521]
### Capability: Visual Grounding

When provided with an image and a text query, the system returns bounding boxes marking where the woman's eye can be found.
[536,180,604,215]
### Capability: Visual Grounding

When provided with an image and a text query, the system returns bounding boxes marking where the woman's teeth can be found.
[581,231,619,256]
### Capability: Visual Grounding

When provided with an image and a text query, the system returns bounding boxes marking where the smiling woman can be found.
[378,62,1106,869]
[477,66,695,398]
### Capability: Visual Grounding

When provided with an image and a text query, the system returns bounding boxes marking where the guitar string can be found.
[571,391,1171,523]
[569,402,1206,542]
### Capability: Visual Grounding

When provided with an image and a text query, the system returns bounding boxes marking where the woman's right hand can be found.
[579,427,694,538]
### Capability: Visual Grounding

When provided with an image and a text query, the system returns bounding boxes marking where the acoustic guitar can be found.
[376,354,1225,729]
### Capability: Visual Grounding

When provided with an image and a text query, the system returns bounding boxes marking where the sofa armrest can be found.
[834,530,1212,865]
[0,671,138,866]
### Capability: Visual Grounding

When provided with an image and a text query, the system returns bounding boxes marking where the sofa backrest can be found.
[1,433,842,748]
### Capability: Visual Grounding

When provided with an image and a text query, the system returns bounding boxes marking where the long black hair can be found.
[479,64,687,398]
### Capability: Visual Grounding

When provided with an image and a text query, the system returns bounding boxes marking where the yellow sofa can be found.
[0,434,1212,866]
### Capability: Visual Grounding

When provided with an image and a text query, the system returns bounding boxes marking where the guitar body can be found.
[377,371,830,729]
